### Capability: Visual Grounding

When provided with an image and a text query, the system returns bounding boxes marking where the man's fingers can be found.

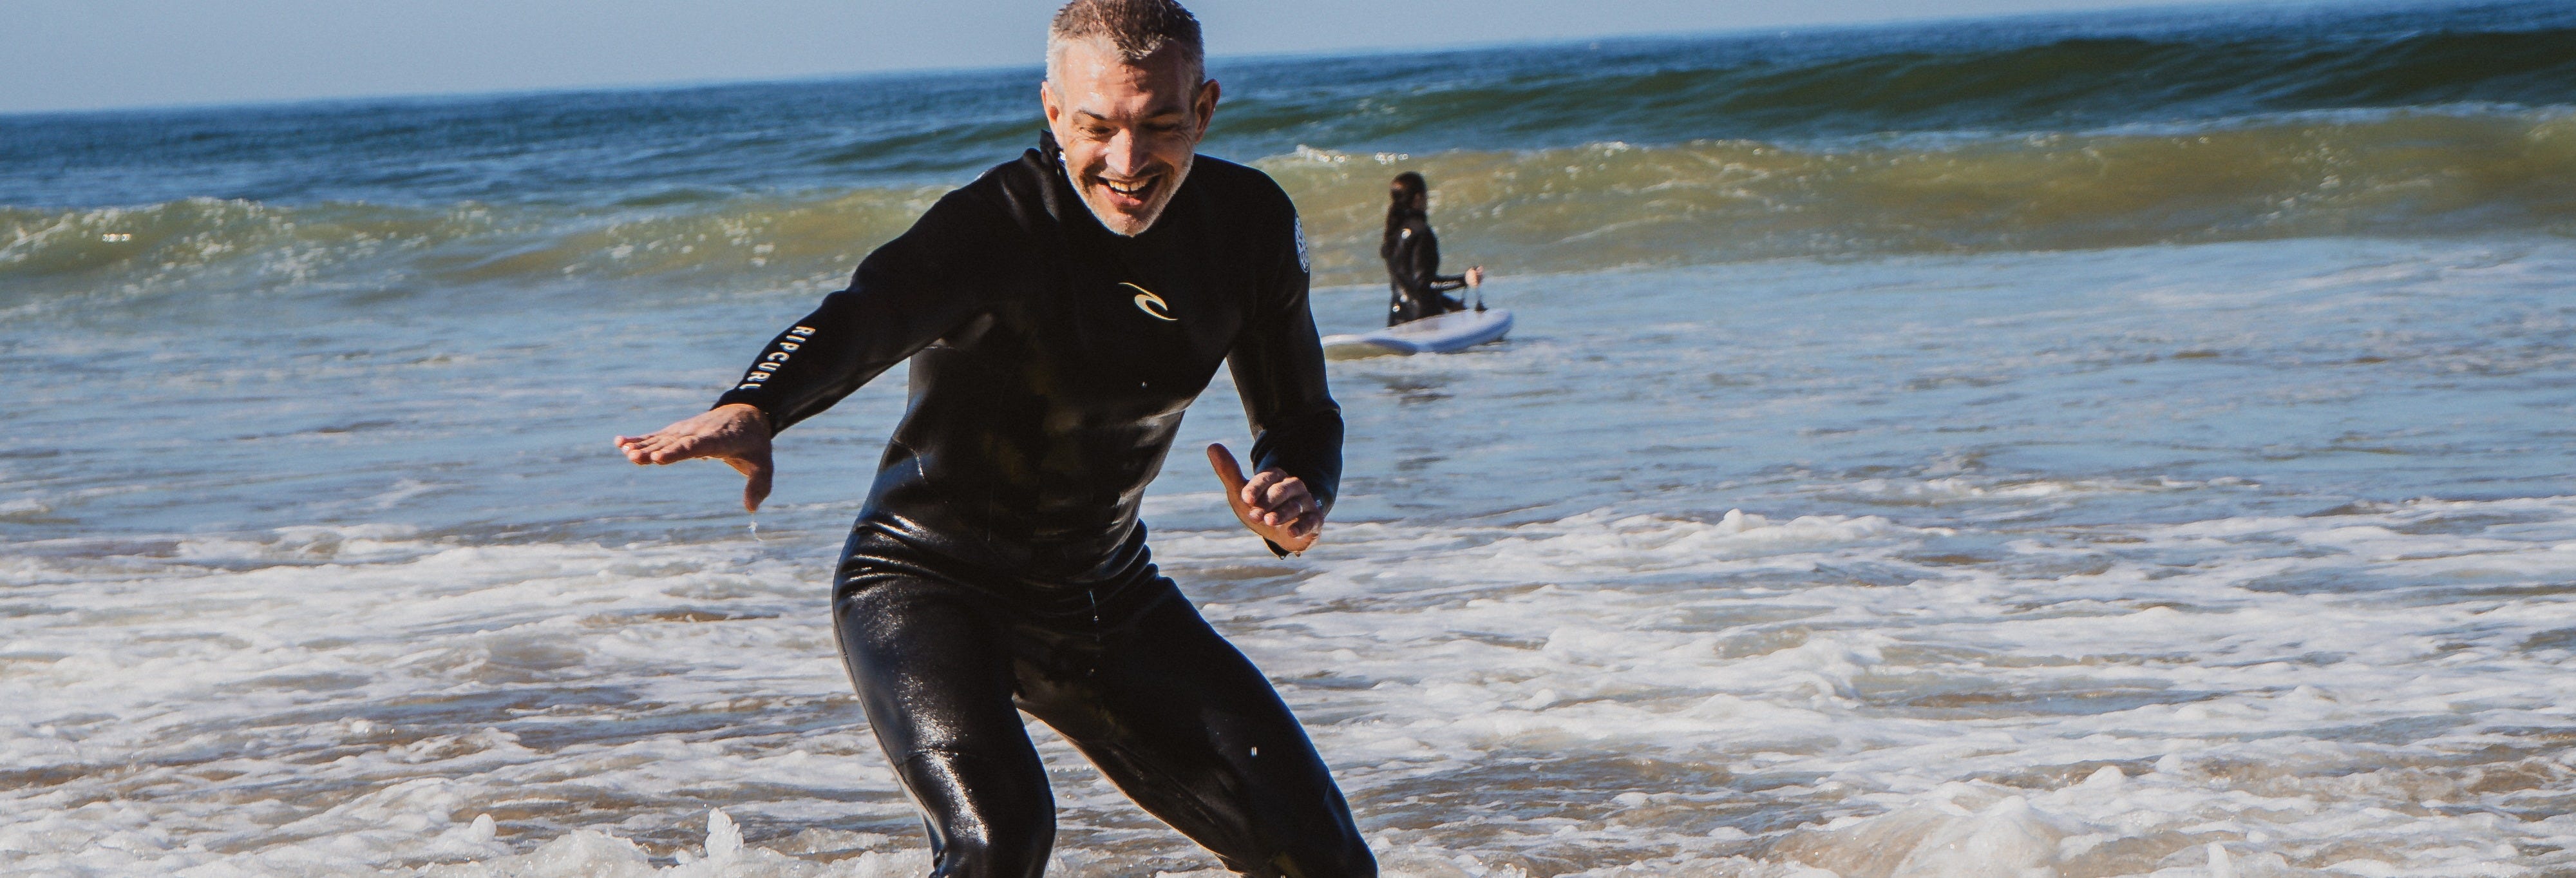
[709,450,775,512]
[1269,501,1318,536]
[1257,495,1308,526]
[1256,474,1304,507]
[618,432,685,464]
[1238,470,1279,505]
[742,457,773,513]
[1249,474,1308,526]
[1207,443,1249,491]
[1271,505,1315,533]
[634,432,737,466]
[626,438,687,466]
[1241,472,1308,512]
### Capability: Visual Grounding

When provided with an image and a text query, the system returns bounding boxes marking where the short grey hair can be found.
[1045,0,1206,88]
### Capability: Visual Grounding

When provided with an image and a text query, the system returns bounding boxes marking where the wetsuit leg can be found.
[1019,589,1375,878]
[834,573,1055,878]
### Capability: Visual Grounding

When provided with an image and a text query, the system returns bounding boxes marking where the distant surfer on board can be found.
[611,2,1372,876]
[1382,171,1485,326]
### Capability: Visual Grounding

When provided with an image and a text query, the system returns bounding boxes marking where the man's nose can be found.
[1103,129,1146,178]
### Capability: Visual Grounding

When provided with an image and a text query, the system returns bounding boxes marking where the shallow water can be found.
[9,234,2576,875]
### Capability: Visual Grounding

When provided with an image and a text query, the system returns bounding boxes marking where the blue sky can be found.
[10,0,2311,114]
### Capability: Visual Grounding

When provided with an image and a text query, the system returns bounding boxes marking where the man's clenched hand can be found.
[1206,443,1321,554]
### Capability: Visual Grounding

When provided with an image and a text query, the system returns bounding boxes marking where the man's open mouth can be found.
[1098,176,1159,207]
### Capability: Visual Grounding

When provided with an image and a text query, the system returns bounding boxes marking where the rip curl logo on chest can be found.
[1122,283,1177,321]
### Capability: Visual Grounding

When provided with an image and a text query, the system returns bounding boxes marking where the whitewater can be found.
[6,1,2576,875]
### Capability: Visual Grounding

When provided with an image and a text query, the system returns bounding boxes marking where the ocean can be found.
[5,1,2576,875]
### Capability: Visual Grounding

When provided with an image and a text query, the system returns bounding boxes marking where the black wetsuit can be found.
[1382,211,1467,326]
[712,133,1370,878]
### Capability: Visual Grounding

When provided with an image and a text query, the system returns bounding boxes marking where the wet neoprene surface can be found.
[715,135,1369,877]
[1382,212,1466,326]
[716,133,1342,580]
[832,528,1374,878]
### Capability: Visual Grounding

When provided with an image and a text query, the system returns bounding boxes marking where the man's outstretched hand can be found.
[1206,444,1321,555]
[616,403,775,512]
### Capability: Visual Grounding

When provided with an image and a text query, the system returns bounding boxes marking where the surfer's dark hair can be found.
[1383,172,1427,260]
[1048,0,1205,86]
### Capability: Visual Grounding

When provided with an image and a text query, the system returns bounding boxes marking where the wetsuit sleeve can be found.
[1229,211,1345,531]
[1388,225,1466,326]
[712,190,997,433]
[1406,224,1468,295]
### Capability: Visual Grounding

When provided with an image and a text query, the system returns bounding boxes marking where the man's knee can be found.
[897,750,1055,878]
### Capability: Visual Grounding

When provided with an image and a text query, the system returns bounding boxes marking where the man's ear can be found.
[1036,77,1066,130]
[1191,79,1220,140]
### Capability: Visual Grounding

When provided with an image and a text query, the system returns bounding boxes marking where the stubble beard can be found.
[1077,151,1195,237]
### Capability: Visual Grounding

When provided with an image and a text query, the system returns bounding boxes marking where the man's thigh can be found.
[833,575,1032,756]
[1024,591,1374,878]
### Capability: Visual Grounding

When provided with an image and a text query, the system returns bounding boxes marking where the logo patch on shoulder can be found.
[1122,282,1177,321]
[1293,216,1311,274]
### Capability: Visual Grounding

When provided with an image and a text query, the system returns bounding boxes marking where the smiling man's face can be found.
[1041,37,1218,236]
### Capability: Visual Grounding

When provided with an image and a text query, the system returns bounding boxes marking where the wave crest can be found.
[8,108,2572,309]
[1280,107,2576,276]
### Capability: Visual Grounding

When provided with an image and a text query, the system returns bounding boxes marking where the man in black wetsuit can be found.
[612,2,1372,877]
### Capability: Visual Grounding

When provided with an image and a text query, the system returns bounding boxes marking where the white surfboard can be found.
[1321,309,1513,359]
